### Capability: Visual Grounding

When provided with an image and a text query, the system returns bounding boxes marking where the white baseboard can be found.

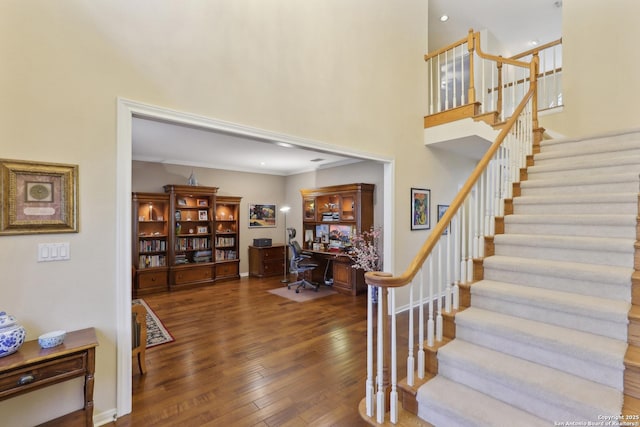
[93,408,118,426]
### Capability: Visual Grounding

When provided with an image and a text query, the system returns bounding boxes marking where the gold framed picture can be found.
[0,159,78,235]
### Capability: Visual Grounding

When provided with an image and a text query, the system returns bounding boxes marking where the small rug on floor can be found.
[132,299,174,348]
[268,285,337,302]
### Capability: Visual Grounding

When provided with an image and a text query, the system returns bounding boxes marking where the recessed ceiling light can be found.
[260,162,266,166]
[529,39,539,46]
[276,142,294,148]
[440,15,449,22]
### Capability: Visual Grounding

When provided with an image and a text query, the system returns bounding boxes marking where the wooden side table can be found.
[0,327,98,427]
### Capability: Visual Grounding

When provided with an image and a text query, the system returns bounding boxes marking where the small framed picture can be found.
[197,199,208,207]
[411,188,430,230]
[437,204,450,235]
[177,198,187,206]
[197,226,208,234]
[198,210,208,220]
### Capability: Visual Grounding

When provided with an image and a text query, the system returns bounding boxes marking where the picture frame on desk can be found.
[0,159,78,235]
[411,187,430,230]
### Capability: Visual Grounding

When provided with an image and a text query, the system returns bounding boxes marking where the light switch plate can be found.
[38,243,70,262]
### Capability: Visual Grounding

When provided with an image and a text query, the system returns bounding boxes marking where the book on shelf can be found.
[139,255,166,268]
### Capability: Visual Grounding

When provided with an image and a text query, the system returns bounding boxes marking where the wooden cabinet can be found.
[214,196,241,281]
[299,183,374,295]
[248,245,285,278]
[164,184,218,290]
[0,328,98,427]
[132,192,170,296]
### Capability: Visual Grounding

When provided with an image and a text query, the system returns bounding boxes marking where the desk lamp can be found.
[280,206,291,283]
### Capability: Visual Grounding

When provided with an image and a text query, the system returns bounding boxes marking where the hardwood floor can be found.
[117,276,370,426]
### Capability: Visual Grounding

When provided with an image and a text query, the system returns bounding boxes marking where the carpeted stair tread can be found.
[471,280,630,340]
[435,339,623,421]
[493,234,634,266]
[513,192,638,205]
[417,375,549,427]
[512,193,638,214]
[483,255,632,287]
[534,139,640,163]
[519,172,640,195]
[526,154,640,178]
[494,233,634,254]
[503,214,636,238]
[540,130,640,153]
[455,308,627,372]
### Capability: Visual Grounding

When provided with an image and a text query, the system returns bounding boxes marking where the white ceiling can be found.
[132,1,562,175]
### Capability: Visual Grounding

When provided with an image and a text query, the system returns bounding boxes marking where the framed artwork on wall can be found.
[437,204,450,235]
[411,187,430,230]
[0,159,79,235]
[248,203,276,228]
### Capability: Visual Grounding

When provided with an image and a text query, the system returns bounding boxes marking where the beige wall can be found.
[1,0,634,424]
[540,0,640,137]
[0,1,427,424]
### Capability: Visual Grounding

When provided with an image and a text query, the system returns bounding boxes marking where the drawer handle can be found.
[18,374,35,385]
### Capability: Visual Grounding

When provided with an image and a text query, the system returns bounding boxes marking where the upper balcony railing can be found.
[425,29,562,124]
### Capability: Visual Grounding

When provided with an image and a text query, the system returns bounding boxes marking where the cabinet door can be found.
[333,261,353,292]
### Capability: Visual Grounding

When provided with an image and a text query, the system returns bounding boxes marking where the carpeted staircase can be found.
[416,130,640,426]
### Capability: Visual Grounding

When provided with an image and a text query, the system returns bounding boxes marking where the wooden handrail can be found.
[423,34,469,61]
[510,38,562,60]
[366,82,537,289]
[473,31,530,69]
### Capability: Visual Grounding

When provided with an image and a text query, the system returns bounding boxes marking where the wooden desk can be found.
[0,327,98,427]
[303,249,366,295]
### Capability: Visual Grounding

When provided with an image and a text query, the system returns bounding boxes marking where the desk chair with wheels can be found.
[287,239,319,293]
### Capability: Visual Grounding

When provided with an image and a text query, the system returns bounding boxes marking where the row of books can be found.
[215,249,237,261]
[139,239,166,252]
[175,237,210,251]
[215,237,235,247]
[193,250,212,263]
[139,255,166,268]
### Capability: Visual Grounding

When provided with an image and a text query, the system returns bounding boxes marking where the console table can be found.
[0,327,98,427]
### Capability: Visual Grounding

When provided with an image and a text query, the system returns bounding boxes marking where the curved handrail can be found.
[510,38,562,60]
[366,83,536,289]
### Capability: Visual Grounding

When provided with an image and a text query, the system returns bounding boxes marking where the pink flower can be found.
[349,226,382,272]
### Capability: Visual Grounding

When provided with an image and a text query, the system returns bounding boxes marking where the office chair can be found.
[132,303,148,375]
[287,237,319,293]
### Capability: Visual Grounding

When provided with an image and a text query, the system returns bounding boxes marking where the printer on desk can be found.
[253,238,272,247]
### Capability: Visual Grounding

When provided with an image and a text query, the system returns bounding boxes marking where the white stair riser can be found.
[493,244,633,267]
[513,201,637,214]
[471,294,628,340]
[504,222,635,238]
[454,325,624,390]
[528,163,640,179]
[522,182,639,196]
[438,358,616,421]
[482,267,630,300]
[541,134,640,153]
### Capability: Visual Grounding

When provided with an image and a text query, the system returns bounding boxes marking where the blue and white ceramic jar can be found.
[0,311,26,358]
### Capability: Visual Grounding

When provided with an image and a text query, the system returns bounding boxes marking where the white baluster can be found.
[418,267,425,379]
[427,257,435,347]
[452,213,460,310]
[376,290,385,423]
[407,282,414,386]
[366,285,374,417]
[390,289,398,424]
[460,200,467,284]
[445,227,452,313]
[436,243,443,342]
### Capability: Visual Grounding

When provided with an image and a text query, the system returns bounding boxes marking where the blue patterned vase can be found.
[0,311,26,358]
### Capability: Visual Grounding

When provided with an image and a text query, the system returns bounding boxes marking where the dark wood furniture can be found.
[132,186,242,293]
[132,304,147,375]
[132,192,170,296]
[214,196,241,281]
[0,328,98,427]
[299,183,374,295]
[248,244,286,278]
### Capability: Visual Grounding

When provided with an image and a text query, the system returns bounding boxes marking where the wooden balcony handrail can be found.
[510,38,562,60]
[366,79,537,289]
[423,34,470,61]
[473,30,530,69]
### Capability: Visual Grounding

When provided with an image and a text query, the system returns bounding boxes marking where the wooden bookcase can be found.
[164,184,218,290]
[132,192,170,296]
[299,183,374,295]
[214,196,241,281]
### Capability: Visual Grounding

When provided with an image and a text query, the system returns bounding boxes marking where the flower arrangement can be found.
[349,226,382,272]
